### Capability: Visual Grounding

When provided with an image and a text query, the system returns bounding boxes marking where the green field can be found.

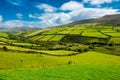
[0,64,120,80]
[0,32,8,37]
[42,28,65,34]
[0,25,120,80]
[82,30,108,38]
[31,35,45,41]
[109,38,120,44]
[49,35,65,41]
[40,35,55,41]
[25,29,50,37]
[105,32,120,37]
[69,29,82,34]
[0,51,120,69]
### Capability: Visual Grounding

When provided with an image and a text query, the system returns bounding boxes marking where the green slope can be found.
[0,64,120,80]
[0,51,120,69]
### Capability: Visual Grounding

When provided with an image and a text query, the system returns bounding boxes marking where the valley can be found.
[0,18,120,80]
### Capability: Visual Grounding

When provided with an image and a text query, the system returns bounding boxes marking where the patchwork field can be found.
[0,25,120,80]
[82,30,108,38]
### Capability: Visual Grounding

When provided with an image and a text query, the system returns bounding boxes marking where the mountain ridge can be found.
[68,14,120,26]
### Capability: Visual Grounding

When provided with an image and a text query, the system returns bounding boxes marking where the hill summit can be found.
[69,14,120,25]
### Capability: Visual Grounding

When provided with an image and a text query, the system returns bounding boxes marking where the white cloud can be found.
[0,15,3,22]
[83,0,116,5]
[61,1,83,10]
[68,8,119,21]
[16,13,23,19]
[0,20,39,28]
[40,12,71,24]
[36,3,57,12]
[29,13,38,18]
[3,20,24,28]
[60,1,119,20]
[0,20,57,28]
[0,1,119,28]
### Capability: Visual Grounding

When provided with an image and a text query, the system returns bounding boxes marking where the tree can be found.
[2,46,8,51]
[89,44,94,49]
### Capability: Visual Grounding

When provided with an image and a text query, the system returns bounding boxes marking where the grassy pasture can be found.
[109,38,120,44]
[0,25,120,80]
[73,25,86,29]
[0,45,31,51]
[57,28,73,34]
[82,30,108,38]
[114,26,120,30]
[0,32,8,37]
[25,29,50,37]
[40,35,55,41]
[101,29,117,33]
[42,28,65,34]
[0,51,120,69]
[0,64,120,80]
[30,35,45,41]
[105,32,120,37]
[0,37,8,42]
[12,42,37,47]
[0,45,78,56]
[39,50,78,55]
[69,29,82,34]
[49,35,65,41]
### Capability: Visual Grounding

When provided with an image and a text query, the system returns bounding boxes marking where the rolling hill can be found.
[69,14,120,25]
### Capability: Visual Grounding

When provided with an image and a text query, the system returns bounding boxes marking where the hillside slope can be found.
[69,14,120,25]
[0,64,120,80]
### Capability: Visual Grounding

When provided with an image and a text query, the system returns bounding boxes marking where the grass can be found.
[0,45,78,55]
[0,25,120,80]
[57,28,73,34]
[109,38,120,44]
[0,32,8,37]
[0,45,31,51]
[23,26,120,45]
[31,35,45,41]
[0,64,120,80]
[69,29,82,34]
[49,35,65,41]
[40,35,55,41]
[13,42,37,47]
[0,51,120,69]
[0,37,8,42]
[39,50,78,55]
[25,29,50,37]
[105,32,120,37]
[42,28,64,34]
[82,30,108,38]
[101,29,116,33]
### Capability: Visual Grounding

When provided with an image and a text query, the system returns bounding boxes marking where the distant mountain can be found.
[69,14,120,26]
[0,26,40,32]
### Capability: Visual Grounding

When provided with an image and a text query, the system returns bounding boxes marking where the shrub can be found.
[83,48,89,52]
[89,44,94,49]
[2,46,8,51]
[77,49,83,52]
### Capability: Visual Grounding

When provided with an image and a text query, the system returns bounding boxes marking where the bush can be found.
[89,44,94,49]
[77,49,83,52]
[83,48,89,52]
[2,46,8,51]
[108,42,114,46]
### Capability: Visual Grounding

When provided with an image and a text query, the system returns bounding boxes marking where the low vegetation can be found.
[0,24,120,80]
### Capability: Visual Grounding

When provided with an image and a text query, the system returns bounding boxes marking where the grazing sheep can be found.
[20,59,23,62]
[68,61,72,65]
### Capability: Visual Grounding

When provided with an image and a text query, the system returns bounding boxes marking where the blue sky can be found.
[0,0,120,28]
